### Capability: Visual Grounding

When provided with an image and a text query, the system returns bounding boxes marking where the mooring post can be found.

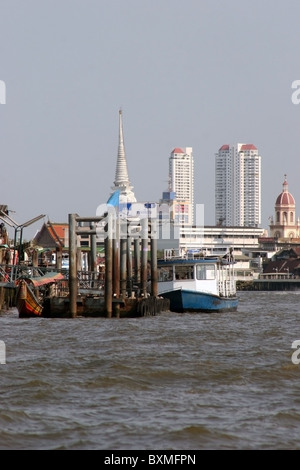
[134,237,140,297]
[69,213,78,318]
[127,237,133,298]
[90,221,97,287]
[113,216,120,317]
[120,236,127,299]
[76,247,82,272]
[150,218,158,297]
[90,221,97,272]
[104,210,113,317]
[141,217,148,297]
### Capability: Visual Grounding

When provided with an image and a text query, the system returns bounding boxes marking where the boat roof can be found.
[23,272,65,287]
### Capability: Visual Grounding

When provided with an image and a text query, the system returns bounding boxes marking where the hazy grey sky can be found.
[1,0,300,240]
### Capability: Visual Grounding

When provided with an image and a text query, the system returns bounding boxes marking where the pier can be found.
[66,213,169,318]
[0,212,170,317]
[252,276,300,291]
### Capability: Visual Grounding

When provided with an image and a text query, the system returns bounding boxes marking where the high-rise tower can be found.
[110,109,136,203]
[168,147,194,225]
[215,143,261,227]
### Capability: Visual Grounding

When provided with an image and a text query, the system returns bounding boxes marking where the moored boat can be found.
[157,249,239,313]
[15,272,65,318]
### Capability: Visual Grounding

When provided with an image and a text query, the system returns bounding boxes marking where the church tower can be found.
[109,109,136,204]
[269,175,300,240]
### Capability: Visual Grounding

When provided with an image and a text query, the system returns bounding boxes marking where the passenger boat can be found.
[15,272,65,318]
[157,249,239,313]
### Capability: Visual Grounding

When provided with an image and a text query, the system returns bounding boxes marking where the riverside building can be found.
[215,143,261,227]
[168,147,194,225]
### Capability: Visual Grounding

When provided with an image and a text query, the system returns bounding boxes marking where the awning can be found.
[28,272,65,287]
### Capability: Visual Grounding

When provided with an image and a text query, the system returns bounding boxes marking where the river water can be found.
[0,291,300,450]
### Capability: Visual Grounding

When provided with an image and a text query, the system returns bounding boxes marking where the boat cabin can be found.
[157,252,237,298]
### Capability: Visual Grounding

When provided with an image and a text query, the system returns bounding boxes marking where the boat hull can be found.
[16,281,43,317]
[160,288,238,313]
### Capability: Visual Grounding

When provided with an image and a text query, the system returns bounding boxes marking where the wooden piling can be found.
[90,222,97,274]
[69,213,78,318]
[134,237,140,294]
[141,218,148,297]
[104,211,113,318]
[113,217,120,317]
[57,212,163,318]
[127,237,133,298]
[150,219,158,297]
[120,237,127,299]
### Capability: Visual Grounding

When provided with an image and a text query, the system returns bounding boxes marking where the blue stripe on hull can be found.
[160,289,238,313]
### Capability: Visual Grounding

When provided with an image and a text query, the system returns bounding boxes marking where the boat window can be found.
[174,266,194,280]
[158,267,173,282]
[196,264,215,280]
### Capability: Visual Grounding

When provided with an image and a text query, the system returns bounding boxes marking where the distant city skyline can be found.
[1,1,300,240]
[3,116,300,243]
[2,102,299,244]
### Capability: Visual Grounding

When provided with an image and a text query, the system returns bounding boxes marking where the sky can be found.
[1,0,300,241]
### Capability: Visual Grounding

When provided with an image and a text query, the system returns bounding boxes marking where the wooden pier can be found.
[0,212,170,317]
[64,213,169,318]
[42,294,170,318]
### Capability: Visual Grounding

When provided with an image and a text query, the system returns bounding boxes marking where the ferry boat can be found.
[157,249,239,313]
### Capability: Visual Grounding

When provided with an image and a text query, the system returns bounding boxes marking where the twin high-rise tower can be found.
[167,143,261,228]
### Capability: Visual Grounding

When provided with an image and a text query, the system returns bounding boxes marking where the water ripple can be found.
[1,291,300,449]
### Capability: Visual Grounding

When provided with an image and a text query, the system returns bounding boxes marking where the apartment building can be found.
[215,143,261,227]
[169,147,194,225]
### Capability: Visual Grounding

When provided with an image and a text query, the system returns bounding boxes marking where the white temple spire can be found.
[114,108,130,185]
[110,109,136,203]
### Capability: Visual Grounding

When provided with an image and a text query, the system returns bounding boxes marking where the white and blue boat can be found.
[157,249,239,313]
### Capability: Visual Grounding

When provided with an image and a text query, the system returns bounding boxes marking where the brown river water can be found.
[0,290,300,450]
